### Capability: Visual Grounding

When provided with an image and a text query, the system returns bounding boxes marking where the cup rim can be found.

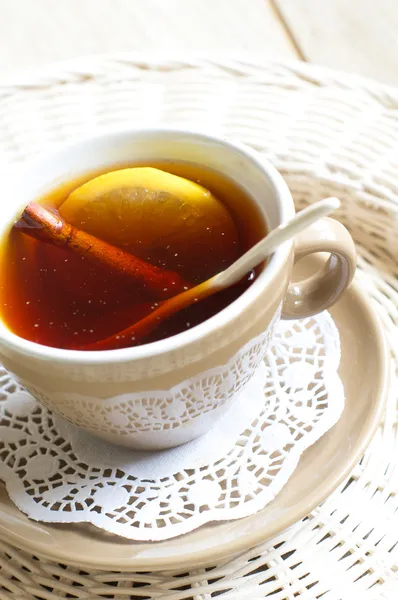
[0,128,295,364]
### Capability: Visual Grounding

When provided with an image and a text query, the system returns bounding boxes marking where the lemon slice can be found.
[59,167,239,279]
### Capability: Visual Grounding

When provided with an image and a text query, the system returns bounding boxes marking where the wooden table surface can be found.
[1,0,397,85]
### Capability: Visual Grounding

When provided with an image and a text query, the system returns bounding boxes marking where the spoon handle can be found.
[213,197,340,289]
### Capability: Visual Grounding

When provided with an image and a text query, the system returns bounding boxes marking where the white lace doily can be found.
[0,312,343,541]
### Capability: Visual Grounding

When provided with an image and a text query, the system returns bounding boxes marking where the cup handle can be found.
[282,217,357,319]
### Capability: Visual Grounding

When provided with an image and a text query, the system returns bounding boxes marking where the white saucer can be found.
[0,271,389,571]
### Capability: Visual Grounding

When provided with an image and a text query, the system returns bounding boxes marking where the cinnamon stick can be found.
[15,202,189,299]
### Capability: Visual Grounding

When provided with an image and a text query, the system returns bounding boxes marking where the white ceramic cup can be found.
[0,129,356,450]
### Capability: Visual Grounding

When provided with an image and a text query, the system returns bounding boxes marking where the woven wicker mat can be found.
[0,57,397,600]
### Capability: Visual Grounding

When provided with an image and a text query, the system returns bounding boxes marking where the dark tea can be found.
[0,162,265,351]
